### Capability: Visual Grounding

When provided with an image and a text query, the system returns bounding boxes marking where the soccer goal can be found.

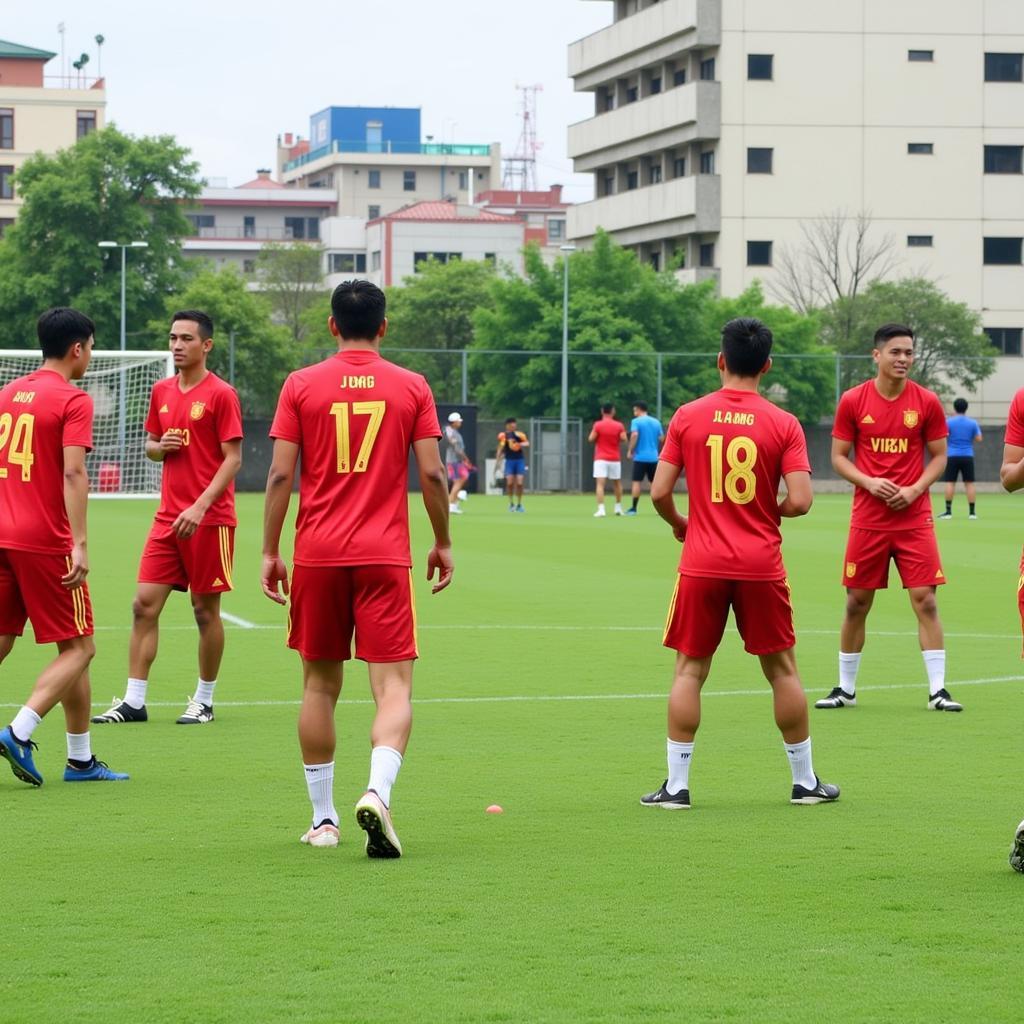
[0,349,174,498]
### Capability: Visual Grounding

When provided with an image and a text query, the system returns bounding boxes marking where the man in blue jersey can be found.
[938,398,982,520]
[626,401,664,516]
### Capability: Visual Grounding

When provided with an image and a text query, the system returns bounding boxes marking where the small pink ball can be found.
[485,804,504,814]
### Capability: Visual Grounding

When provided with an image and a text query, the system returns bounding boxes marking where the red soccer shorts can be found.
[841,526,945,590]
[0,548,93,643]
[662,573,795,658]
[137,522,234,594]
[287,564,418,663]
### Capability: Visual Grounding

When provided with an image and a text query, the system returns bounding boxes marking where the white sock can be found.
[784,737,817,790]
[195,679,216,707]
[10,706,41,742]
[303,761,338,827]
[614,502,623,512]
[66,732,92,763]
[368,745,403,807]
[125,678,147,709]
[838,652,861,694]
[666,739,694,794]
[922,649,945,697]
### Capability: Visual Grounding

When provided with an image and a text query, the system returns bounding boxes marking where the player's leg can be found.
[593,464,607,515]
[175,591,224,724]
[940,460,958,518]
[60,669,128,781]
[0,634,15,663]
[506,470,515,509]
[298,656,343,846]
[515,473,525,509]
[629,471,642,513]
[611,464,623,514]
[964,459,977,518]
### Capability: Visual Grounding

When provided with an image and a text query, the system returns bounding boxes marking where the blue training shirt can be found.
[946,414,981,457]
[630,414,664,462]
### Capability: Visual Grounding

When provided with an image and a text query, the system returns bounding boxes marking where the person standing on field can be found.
[642,317,838,809]
[589,402,627,517]
[262,280,453,857]
[444,411,472,515]
[92,310,243,727]
[0,307,128,785]
[815,323,960,713]
[496,416,529,512]
[626,400,664,516]
[938,398,982,520]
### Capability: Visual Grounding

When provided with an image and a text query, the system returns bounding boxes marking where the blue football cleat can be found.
[0,725,43,786]
[63,757,129,782]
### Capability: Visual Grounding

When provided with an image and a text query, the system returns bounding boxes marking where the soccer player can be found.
[938,398,982,520]
[589,402,627,517]
[0,307,127,785]
[815,323,960,712]
[496,416,529,512]
[92,310,242,726]
[262,280,453,857]
[641,317,838,809]
[625,400,664,515]
[444,411,472,514]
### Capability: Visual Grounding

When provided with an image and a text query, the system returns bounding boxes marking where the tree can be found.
[820,278,994,396]
[0,126,201,347]
[255,242,325,344]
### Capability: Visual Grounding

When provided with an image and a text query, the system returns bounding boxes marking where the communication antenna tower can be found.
[503,84,543,191]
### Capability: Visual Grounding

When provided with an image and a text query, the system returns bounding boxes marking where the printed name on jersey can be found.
[339,375,375,389]
[860,414,874,424]
[190,401,206,421]
[903,410,919,428]
[12,391,35,404]
[712,410,755,425]
[165,427,191,446]
[869,437,909,454]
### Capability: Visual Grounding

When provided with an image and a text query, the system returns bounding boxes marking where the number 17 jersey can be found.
[660,388,810,581]
[270,349,441,568]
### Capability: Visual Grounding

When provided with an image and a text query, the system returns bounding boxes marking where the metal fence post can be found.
[656,352,663,423]
[461,349,468,405]
[835,353,841,406]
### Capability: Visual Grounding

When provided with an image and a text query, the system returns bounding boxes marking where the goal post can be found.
[0,349,174,498]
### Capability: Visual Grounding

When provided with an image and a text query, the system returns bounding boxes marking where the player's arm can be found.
[974,427,983,444]
[261,438,298,604]
[627,429,638,460]
[778,471,813,518]
[830,437,899,500]
[650,459,687,542]
[519,432,529,448]
[886,437,947,510]
[1001,443,1024,492]
[62,444,90,589]
[171,439,243,538]
[587,426,597,443]
[145,430,183,462]
[413,437,454,594]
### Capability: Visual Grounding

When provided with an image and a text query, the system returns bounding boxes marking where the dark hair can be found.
[720,317,773,377]
[170,309,214,340]
[331,280,386,340]
[37,307,95,359]
[505,416,517,425]
[873,322,914,349]
[633,401,648,412]
[953,398,968,414]
[601,402,615,415]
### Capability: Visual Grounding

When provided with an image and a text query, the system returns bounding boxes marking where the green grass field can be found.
[1,491,1021,1023]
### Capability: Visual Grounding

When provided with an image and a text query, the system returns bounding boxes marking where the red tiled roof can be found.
[380,202,519,224]
[238,174,285,189]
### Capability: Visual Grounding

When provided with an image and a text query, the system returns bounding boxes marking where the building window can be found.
[242,259,256,274]
[366,121,383,152]
[186,213,214,233]
[548,219,565,240]
[0,218,13,237]
[484,253,496,265]
[673,68,686,87]
[700,58,715,81]
[747,241,772,266]
[368,205,381,220]
[603,174,615,196]
[699,242,715,267]
[403,170,416,191]
[908,50,934,62]
[0,109,12,150]
[458,170,468,190]
[908,143,934,154]
[673,157,686,178]
[984,237,1023,264]
[626,171,639,190]
[699,151,715,174]
[747,54,773,80]
[649,252,660,271]
[907,235,933,247]
[626,85,639,103]
[984,145,1024,174]
[603,89,616,112]
[371,250,381,271]
[284,216,319,240]
[330,253,367,273]
[649,164,662,184]
[986,327,1023,355]
[76,110,97,139]
[244,216,255,239]
[985,53,1023,82]
[747,147,773,173]
[368,169,381,189]
[650,77,662,94]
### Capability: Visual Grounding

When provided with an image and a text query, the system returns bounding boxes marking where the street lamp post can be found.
[559,244,577,491]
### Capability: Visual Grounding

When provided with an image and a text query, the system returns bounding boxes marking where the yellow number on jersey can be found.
[329,401,386,474]
[706,433,757,505]
[0,412,35,481]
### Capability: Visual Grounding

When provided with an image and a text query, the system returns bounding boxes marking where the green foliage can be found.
[255,242,325,344]
[0,126,200,348]
[146,264,296,416]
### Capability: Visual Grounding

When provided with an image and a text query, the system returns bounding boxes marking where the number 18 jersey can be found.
[660,388,810,581]
[270,349,441,568]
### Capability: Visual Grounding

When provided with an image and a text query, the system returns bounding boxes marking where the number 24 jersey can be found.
[660,388,811,581]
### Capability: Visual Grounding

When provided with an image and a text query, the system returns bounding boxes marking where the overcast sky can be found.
[8,1,611,199]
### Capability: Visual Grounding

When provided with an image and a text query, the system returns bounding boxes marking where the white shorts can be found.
[593,460,621,480]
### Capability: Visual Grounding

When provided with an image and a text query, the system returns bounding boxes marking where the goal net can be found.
[0,349,174,497]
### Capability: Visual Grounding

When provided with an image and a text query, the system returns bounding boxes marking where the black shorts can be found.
[944,456,975,483]
[632,460,657,483]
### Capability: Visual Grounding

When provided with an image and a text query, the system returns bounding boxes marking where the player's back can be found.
[271,349,440,568]
[0,368,92,554]
[664,388,809,581]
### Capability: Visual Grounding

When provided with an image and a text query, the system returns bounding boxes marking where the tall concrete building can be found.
[567,1,1024,376]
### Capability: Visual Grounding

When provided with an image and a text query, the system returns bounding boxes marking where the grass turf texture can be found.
[0,492,1021,1023]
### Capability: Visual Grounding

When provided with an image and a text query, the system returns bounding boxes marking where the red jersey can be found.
[1005,388,1024,447]
[0,368,93,555]
[145,372,243,527]
[832,378,946,531]
[660,388,810,581]
[270,349,441,568]
[591,418,626,461]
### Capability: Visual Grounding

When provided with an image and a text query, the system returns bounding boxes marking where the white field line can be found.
[2,674,1018,712]
[219,611,256,629]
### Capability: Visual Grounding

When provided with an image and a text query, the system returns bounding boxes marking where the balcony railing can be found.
[284,140,491,172]
[42,75,105,90]
[185,226,321,241]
